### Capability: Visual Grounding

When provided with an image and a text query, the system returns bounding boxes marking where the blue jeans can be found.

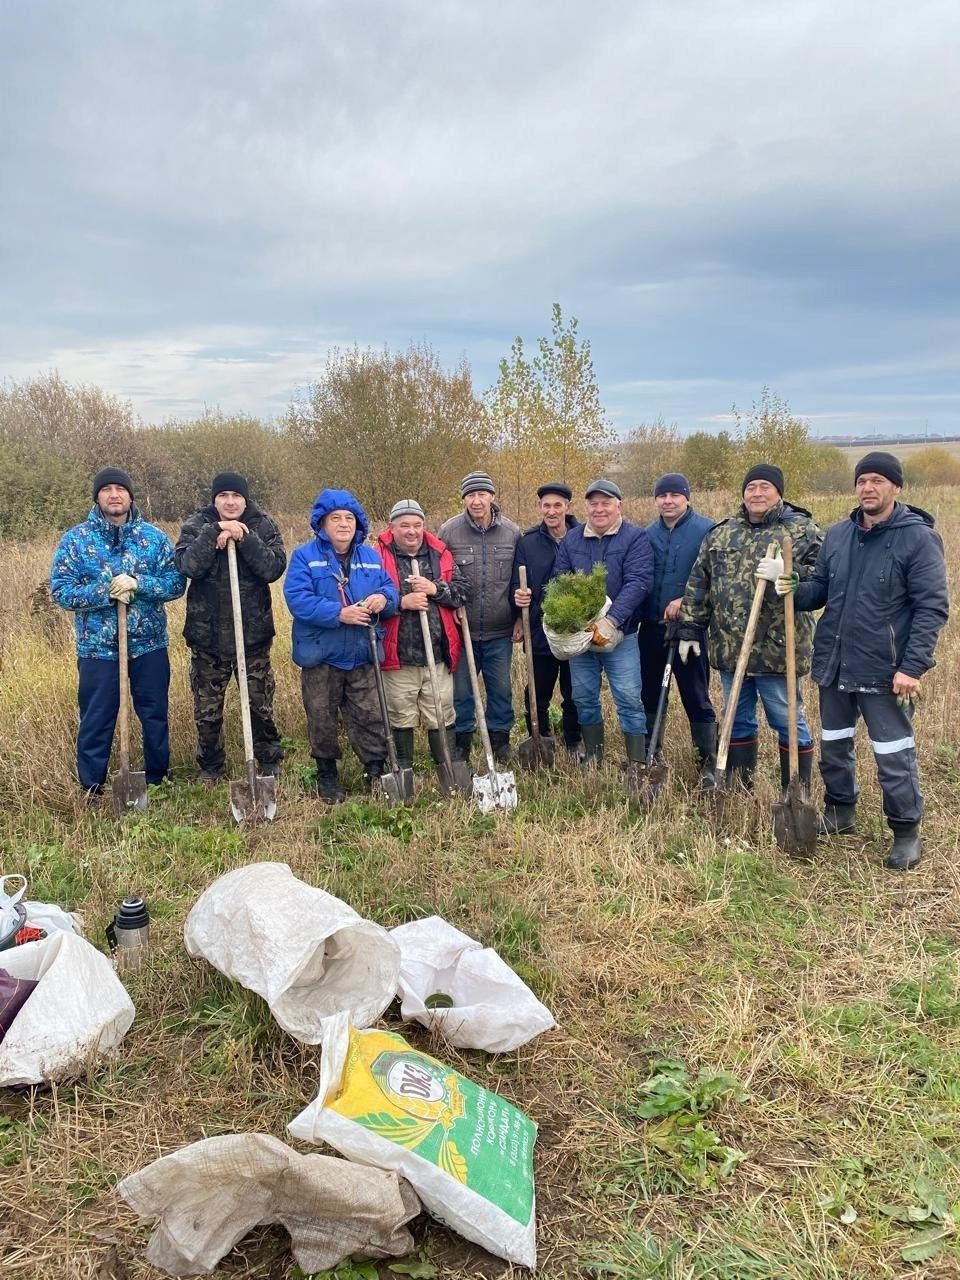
[77,648,172,789]
[569,639,647,735]
[453,635,515,735]
[719,671,812,747]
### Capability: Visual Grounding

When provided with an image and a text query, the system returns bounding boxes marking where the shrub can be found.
[542,564,608,633]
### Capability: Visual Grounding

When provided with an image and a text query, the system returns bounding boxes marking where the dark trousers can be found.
[638,622,715,743]
[301,662,387,765]
[523,650,581,746]
[189,647,283,771]
[77,649,171,789]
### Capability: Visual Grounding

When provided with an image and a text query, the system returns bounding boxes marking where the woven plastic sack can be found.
[543,595,615,659]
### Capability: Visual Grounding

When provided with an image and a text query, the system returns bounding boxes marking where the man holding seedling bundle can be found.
[776,451,948,870]
[550,479,653,768]
[677,464,822,790]
[50,467,185,799]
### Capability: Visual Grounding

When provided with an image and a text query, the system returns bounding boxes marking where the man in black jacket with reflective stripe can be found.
[778,452,949,869]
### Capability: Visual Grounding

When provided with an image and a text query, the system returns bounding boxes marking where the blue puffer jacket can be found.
[284,489,399,670]
[642,506,716,620]
[50,506,185,660]
[552,519,654,632]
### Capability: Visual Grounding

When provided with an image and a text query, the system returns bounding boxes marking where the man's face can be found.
[392,515,425,553]
[538,494,570,532]
[322,509,357,550]
[586,494,620,534]
[856,472,900,518]
[214,491,247,521]
[742,480,780,522]
[463,489,494,524]
[655,491,689,522]
[97,483,132,522]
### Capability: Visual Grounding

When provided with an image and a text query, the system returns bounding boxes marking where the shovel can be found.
[632,635,677,804]
[411,558,472,799]
[715,540,777,792]
[516,566,555,771]
[772,535,818,858]
[226,539,277,824]
[458,608,518,812]
[367,623,415,806]
[111,600,148,815]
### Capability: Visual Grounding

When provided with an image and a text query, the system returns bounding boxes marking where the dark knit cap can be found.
[93,467,134,502]
[585,478,622,500]
[742,463,784,496]
[855,451,903,488]
[537,482,573,501]
[211,471,250,502]
[654,472,691,499]
[460,470,496,498]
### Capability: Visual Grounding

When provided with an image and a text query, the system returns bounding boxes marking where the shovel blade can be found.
[773,780,818,859]
[111,769,148,815]
[628,761,669,805]
[472,769,518,813]
[379,767,415,807]
[435,760,473,798]
[229,774,278,824]
[517,734,556,772]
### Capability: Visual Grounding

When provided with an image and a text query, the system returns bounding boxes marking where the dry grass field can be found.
[2,488,960,1279]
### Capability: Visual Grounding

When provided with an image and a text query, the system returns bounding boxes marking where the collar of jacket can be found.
[90,504,140,536]
[541,514,578,541]
[584,516,623,538]
[465,504,502,533]
[738,499,785,528]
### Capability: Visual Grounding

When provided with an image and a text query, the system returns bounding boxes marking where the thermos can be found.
[106,896,150,970]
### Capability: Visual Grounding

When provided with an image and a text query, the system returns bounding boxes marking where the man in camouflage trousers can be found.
[678,464,823,789]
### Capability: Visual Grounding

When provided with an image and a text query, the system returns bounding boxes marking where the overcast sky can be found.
[2,1,959,436]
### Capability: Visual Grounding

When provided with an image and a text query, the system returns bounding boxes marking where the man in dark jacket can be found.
[778,452,949,869]
[438,471,520,764]
[639,473,717,786]
[551,479,653,768]
[510,482,582,756]
[174,472,287,783]
[376,499,470,771]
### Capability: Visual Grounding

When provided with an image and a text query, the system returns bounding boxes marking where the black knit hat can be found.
[742,463,784,496]
[211,471,250,502]
[854,451,903,488]
[92,467,134,502]
[536,482,573,501]
[654,472,691,499]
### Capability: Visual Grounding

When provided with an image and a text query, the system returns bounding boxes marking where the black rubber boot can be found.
[886,824,922,871]
[623,733,647,764]
[690,721,717,792]
[315,759,344,804]
[427,728,455,765]
[453,732,474,763]
[580,723,604,768]
[489,730,513,765]
[725,738,758,790]
[818,801,858,837]
[364,760,386,793]
[778,744,815,795]
[392,728,415,770]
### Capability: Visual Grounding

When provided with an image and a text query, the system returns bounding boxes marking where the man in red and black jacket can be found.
[376,499,471,771]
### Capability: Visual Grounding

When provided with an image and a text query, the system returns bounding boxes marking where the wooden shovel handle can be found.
[117,600,131,770]
[227,539,256,766]
[782,535,799,778]
[716,540,777,773]
[518,566,542,742]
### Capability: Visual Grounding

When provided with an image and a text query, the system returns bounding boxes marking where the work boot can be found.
[489,730,513,765]
[364,760,386,793]
[623,733,647,764]
[315,759,344,804]
[453,731,474,763]
[724,738,758,791]
[690,722,717,792]
[197,766,225,786]
[580,723,604,769]
[257,761,282,779]
[392,728,415,770]
[564,738,585,763]
[818,801,858,837]
[778,744,815,796]
[886,824,922,871]
[427,728,455,765]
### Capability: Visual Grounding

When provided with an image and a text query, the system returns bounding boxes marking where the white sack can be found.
[118,1133,421,1277]
[543,595,614,659]
[392,915,556,1053]
[0,930,135,1087]
[183,863,400,1043]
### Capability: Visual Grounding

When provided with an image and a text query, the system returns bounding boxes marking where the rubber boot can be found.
[580,722,604,769]
[489,730,513,765]
[392,728,415,770]
[778,744,815,796]
[453,732,474,763]
[315,758,344,804]
[623,733,647,764]
[818,801,858,837]
[690,722,717,792]
[725,738,757,790]
[886,823,922,871]
[427,729,450,765]
[364,760,386,793]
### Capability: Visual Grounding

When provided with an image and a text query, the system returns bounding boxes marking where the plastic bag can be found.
[289,1013,538,1269]
[543,595,615,659]
[0,930,135,1086]
[1,874,81,948]
[392,916,556,1052]
[0,875,27,948]
[184,863,400,1043]
[118,1133,421,1276]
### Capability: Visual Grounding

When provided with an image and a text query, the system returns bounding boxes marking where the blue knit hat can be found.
[654,472,691,499]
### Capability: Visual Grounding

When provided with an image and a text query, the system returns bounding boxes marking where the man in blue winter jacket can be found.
[552,479,653,769]
[776,452,949,870]
[50,467,186,799]
[283,489,399,803]
[639,473,717,788]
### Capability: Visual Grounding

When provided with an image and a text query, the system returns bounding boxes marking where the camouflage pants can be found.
[189,648,283,771]
[301,662,387,765]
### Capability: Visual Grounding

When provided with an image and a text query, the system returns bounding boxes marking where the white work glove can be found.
[755,554,784,582]
[109,573,138,604]
[678,639,701,664]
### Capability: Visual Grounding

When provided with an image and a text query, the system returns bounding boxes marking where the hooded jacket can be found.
[283,489,399,671]
[509,514,580,655]
[642,505,716,621]
[794,502,949,690]
[376,528,467,671]
[174,501,286,657]
[50,505,185,660]
[436,505,520,640]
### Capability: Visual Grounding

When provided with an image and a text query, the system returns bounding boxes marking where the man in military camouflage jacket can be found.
[678,464,823,789]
